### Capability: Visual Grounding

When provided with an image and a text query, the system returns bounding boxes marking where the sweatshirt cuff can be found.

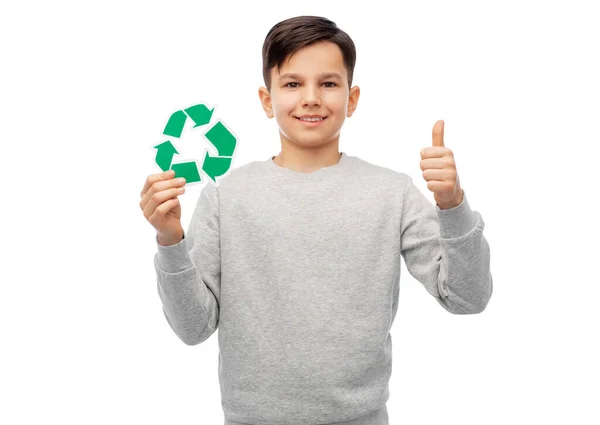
[435,190,479,239]
[155,232,194,273]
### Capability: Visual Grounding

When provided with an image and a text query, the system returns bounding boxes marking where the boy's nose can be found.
[301,87,322,107]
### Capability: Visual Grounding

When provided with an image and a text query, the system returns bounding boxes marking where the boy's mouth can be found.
[295,116,327,122]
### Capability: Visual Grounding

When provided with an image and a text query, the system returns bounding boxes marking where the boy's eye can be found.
[284,82,337,88]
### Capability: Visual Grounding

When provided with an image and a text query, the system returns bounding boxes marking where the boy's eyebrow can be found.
[279,72,342,80]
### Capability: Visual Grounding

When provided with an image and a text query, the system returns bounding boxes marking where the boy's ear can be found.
[258,87,274,118]
[347,86,360,117]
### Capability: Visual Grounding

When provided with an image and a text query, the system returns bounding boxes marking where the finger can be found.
[432,120,444,147]
[140,173,185,211]
[419,157,452,170]
[426,180,451,193]
[149,198,180,224]
[142,185,185,218]
[420,146,448,159]
[422,168,456,182]
[140,170,175,198]
[139,176,186,212]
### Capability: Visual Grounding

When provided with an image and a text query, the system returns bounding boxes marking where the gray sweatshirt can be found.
[154,151,493,425]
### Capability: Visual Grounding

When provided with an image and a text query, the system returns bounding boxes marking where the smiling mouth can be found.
[295,116,327,122]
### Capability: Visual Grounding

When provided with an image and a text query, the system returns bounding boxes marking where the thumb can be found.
[432,120,445,147]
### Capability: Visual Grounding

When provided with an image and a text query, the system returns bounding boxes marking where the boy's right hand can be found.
[140,170,186,246]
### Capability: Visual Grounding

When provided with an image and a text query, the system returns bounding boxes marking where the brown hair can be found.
[261,16,357,91]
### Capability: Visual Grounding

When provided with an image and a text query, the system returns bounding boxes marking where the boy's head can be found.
[261,15,357,92]
[258,16,360,150]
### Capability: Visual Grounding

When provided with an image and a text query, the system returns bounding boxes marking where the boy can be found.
[140,15,493,425]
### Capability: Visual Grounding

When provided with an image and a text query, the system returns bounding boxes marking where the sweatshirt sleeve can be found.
[400,175,493,314]
[153,183,221,345]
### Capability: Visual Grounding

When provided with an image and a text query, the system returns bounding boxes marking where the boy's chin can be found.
[287,135,337,147]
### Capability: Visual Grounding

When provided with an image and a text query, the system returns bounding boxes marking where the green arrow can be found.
[184,104,214,128]
[153,140,179,171]
[163,110,187,138]
[171,161,201,184]
[204,121,236,156]
[202,152,231,183]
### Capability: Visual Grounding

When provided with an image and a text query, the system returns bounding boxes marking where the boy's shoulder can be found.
[346,154,410,182]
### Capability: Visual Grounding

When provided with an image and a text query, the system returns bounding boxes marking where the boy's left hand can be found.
[420,120,464,210]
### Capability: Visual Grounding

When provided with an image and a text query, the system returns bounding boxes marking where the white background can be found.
[2,0,599,423]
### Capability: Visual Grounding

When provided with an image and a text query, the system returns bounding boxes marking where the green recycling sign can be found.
[153,103,237,185]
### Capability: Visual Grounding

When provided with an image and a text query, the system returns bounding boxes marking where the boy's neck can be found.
[273,147,342,174]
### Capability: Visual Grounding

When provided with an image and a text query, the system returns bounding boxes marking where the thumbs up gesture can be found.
[420,120,464,210]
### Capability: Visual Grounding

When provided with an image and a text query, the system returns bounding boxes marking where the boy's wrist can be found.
[157,229,184,246]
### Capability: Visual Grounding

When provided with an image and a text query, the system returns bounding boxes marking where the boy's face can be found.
[259,41,360,150]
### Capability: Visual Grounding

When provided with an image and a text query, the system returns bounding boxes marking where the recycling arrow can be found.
[153,103,237,185]
[154,141,178,172]
[163,104,214,137]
